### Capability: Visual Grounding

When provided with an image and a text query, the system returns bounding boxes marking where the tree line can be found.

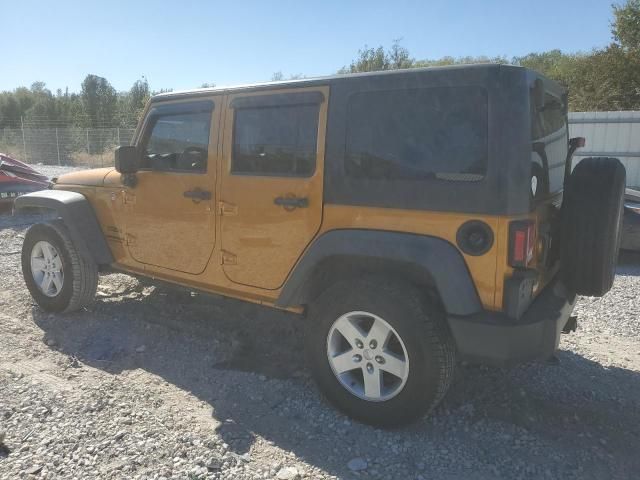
[1,0,638,130]
[339,1,640,112]
[0,76,154,129]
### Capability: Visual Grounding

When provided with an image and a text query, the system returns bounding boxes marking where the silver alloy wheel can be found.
[30,241,64,298]
[326,311,410,402]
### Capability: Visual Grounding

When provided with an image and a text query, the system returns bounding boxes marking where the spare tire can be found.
[561,157,626,296]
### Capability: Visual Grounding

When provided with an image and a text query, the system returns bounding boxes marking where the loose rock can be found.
[276,466,299,480]
[347,457,368,471]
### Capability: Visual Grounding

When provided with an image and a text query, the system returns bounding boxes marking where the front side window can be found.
[345,86,488,182]
[142,110,212,173]
[232,103,319,176]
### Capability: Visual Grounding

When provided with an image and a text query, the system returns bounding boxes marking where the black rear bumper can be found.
[447,279,576,366]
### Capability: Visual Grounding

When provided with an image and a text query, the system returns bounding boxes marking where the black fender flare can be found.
[276,229,482,316]
[14,190,114,265]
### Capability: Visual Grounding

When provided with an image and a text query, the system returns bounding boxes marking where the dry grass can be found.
[69,148,116,168]
[0,144,26,161]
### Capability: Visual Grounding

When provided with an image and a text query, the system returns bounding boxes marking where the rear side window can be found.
[344,87,488,182]
[530,91,568,197]
[531,93,566,140]
[232,104,319,176]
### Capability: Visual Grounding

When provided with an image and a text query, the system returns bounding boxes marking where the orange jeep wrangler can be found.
[16,65,625,426]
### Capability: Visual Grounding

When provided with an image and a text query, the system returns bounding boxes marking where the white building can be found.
[569,111,640,188]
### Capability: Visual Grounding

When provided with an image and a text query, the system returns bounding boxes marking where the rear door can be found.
[125,98,222,274]
[219,86,328,289]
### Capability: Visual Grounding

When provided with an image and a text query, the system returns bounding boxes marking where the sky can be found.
[2,0,615,93]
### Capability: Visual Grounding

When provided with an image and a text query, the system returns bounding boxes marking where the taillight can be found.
[509,220,536,268]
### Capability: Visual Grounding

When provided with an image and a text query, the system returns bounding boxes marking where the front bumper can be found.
[447,279,576,366]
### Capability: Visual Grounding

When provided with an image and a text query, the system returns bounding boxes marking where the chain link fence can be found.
[0,127,136,168]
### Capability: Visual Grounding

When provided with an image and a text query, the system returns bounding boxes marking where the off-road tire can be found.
[22,220,98,313]
[561,157,626,296]
[305,277,456,427]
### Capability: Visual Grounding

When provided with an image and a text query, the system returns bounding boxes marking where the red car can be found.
[0,154,50,211]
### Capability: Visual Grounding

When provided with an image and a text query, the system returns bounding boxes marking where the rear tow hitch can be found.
[562,316,578,334]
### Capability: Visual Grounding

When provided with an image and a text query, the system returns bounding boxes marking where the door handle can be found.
[274,196,309,209]
[183,188,212,201]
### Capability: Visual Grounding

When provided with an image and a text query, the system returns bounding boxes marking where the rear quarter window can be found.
[344,86,488,182]
[530,92,568,197]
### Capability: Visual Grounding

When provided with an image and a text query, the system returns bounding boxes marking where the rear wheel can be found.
[561,157,626,296]
[305,277,455,427]
[22,220,98,313]
[326,311,410,402]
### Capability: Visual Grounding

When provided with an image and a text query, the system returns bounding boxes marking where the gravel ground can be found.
[1,207,639,479]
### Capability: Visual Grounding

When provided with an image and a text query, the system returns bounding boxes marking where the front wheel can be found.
[305,277,456,427]
[21,220,98,313]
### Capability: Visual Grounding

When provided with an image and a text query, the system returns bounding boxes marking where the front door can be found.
[125,98,221,274]
[219,86,328,289]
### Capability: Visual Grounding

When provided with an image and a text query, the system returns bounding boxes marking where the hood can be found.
[55,167,114,187]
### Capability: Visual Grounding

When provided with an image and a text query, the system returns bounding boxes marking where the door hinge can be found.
[221,250,237,265]
[123,191,136,204]
[218,201,238,216]
[125,234,137,246]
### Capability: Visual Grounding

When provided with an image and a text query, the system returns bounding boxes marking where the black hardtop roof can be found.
[151,63,564,103]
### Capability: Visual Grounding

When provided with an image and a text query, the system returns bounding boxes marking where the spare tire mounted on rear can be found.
[561,157,626,297]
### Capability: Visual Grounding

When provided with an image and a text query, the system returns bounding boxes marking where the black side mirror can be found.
[115,146,139,174]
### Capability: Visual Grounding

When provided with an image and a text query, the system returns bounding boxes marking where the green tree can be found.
[127,77,151,123]
[568,46,640,111]
[613,0,640,51]
[515,0,640,111]
[80,74,117,128]
[130,78,150,111]
[338,0,640,112]
[56,89,83,127]
[271,71,305,81]
[513,50,577,81]
[0,94,22,127]
[23,82,57,125]
[414,55,507,68]
[388,40,413,69]
[340,40,507,74]
[10,87,37,124]
[339,45,396,73]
